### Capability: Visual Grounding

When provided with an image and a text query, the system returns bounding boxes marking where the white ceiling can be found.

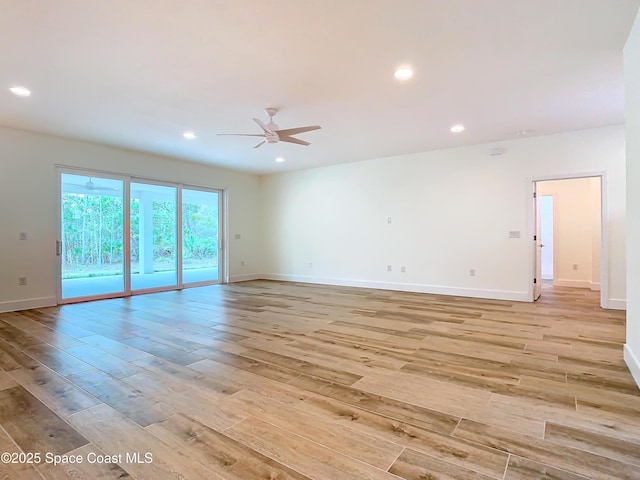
[1,0,638,174]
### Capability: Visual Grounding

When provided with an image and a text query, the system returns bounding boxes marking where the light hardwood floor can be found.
[0,280,638,479]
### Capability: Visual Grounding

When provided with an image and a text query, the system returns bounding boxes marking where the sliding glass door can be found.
[182,188,221,284]
[60,173,126,300]
[58,169,224,303]
[130,182,178,291]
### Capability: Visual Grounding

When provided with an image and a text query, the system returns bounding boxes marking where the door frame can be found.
[527,171,608,308]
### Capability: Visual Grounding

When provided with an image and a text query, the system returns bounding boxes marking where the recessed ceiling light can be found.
[183,131,196,140]
[9,85,31,97]
[394,67,414,81]
[275,157,285,163]
[450,124,465,133]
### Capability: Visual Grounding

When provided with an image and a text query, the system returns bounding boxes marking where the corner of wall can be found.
[604,298,627,310]
[624,344,640,390]
[624,7,640,390]
[229,274,264,283]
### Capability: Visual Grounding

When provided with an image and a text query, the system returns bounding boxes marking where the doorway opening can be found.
[532,175,604,305]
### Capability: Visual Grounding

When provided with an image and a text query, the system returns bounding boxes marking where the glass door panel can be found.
[60,173,125,299]
[182,189,220,284]
[130,182,177,290]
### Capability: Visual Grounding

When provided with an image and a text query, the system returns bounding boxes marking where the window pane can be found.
[130,182,177,290]
[182,189,220,284]
[61,174,124,298]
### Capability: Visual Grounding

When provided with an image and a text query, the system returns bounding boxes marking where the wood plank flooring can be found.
[0,280,638,479]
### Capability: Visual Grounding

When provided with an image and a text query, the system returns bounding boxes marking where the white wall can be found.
[0,126,262,312]
[537,177,601,290]
[261,126,625,306]
[624,10,640,387]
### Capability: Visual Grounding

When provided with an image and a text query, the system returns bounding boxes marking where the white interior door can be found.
[534,186,543,300]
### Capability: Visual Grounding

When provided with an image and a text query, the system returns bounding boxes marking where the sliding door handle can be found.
[56,240,62,256]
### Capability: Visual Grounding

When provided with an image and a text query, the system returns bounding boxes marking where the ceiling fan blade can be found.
[253,140,266,149]
[279,135,311,146]
[275,125,321,136]
[253,118,273,134]
[65,183,118,192]
[217,133,265,137]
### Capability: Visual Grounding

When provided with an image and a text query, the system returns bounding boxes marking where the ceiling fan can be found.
[218,108,321,149]
[67,178,119,192]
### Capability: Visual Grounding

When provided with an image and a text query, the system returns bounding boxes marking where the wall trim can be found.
[624,344,640,390]
[229,273,264,283]
[605,298,627,310]
[554,279,592,289]
[261,274,530,302]
[0,297,57,313]
[590,282,601,291]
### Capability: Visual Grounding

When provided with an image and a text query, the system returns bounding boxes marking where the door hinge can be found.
[533,191,537,199]
[534,235,537,241]
[534,278,537,284]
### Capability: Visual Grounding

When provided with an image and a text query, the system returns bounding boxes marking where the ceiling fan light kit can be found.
[218,107,321,149]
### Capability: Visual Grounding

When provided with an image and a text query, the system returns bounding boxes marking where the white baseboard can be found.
[0,296,57,313]
[604,298,627,310]
[554,279,592,289]
[228,273,264,283]
[624,345,640,391]
[261,274,530,302]
[590,282,601,291]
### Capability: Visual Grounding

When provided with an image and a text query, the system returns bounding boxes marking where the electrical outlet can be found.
[470,269,476,277]
[387,217,392,224]
[573,264,578,270]
[401,266,406,273]
[18,277,27,286]
[234,233,241,240]
[19,232,27,240]
[387,265,392,272]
